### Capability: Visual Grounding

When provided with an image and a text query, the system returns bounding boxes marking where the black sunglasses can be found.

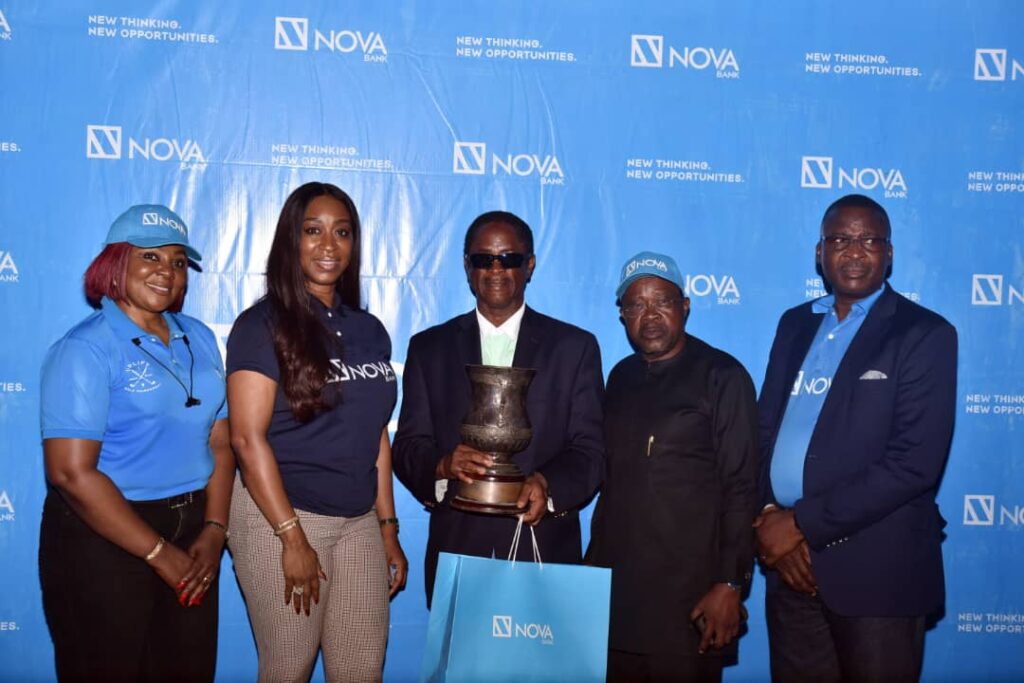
[467,252,528,270]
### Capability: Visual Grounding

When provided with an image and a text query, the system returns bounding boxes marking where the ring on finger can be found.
[201,575,213,584]
[293,585,305,596]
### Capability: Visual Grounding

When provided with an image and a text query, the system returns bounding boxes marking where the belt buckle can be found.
[169,491,194,509]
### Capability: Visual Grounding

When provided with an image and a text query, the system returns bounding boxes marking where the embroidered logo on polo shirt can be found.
[125,360,160,393]
[327,359,396,384]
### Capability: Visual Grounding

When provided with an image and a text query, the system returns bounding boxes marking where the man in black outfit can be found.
[587,251,759,683]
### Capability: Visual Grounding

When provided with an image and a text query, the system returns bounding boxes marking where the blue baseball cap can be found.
[615,250,686,300]
[104,204,202,262]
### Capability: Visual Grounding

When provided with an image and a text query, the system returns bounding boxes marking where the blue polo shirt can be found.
[770,285,885,507]
[40,298,227,501]
[226,297,397,517]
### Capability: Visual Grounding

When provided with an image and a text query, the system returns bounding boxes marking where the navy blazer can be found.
[758,285,957,617]
[393,307,605,605]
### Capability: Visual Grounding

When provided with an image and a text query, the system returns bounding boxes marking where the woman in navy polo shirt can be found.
[227,182,407,682]
[38,205,234,681]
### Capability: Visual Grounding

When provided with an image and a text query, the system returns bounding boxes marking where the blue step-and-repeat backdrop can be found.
[1,1,1021,681]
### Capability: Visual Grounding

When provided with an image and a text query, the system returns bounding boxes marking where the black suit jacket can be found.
[758,285,957,616]
[393,307,605,604]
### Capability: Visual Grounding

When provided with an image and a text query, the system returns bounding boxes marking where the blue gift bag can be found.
[420,525,611,682]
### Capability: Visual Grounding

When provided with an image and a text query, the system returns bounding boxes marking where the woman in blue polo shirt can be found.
[38,205,233,682]
[227,182,407,682]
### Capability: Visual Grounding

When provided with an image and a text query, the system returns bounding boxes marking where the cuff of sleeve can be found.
[434,479,448,504]
[42,428,104,441]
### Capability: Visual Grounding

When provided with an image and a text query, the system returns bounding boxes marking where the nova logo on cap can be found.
[142,212,187,236]
[0,10,12,39]
[452,141,563,184]
[974,49,1023,81]
[624,258,668,278]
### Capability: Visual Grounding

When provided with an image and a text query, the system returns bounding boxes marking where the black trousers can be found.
[608,648,724,683]
[765,572,925,683]
[39,489,218,682]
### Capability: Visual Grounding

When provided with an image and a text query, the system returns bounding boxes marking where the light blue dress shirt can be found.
[769,285,885,507]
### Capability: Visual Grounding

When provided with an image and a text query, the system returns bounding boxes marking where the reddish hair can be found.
[83,242,185,312]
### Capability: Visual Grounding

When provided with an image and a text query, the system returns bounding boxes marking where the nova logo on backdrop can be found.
[963,494,1024,527]
[974,49,1023,81]
[0,489,13,522]
[491,615,554,645]
[629,34,739,77]
[0,9,11,40]
[86,125,206,165]
[685,274,740,304]
[800,156,907,198]
[0,250,18,283]
[971,274,1023,306]
[453,141,564,185]
[274,16,387,62]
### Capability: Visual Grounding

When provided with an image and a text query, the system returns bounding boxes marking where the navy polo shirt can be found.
[40,298,228,501]
[227,297,397,517]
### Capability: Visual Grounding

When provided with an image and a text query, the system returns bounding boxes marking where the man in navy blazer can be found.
[756,194,957,682]
[392,210,604,605]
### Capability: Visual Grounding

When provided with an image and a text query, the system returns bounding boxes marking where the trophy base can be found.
[450,471,526,516]
[450,497,527,516]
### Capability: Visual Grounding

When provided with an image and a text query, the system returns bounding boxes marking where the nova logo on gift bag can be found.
[422,551,610,682]
[491,615,554,644]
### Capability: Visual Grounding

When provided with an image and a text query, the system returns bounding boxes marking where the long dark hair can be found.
[265,182,362,421]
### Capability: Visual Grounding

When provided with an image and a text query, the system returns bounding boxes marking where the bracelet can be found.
[204,520,230,539]
[273,516,300,537]
[145,537,166,562]
[379,517,400,532]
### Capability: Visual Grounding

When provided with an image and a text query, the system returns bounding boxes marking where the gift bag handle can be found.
[508,514,543,568]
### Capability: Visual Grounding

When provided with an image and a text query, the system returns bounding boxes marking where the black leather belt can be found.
[133,489,204,509]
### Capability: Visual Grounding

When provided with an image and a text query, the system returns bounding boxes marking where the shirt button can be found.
[827,334,835,340]
[335,331,342,337]
[327,312,333,318]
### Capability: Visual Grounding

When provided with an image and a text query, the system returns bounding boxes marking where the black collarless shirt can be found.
[588,334,759,654]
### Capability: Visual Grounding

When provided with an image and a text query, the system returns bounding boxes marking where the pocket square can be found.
[859,370,888,380]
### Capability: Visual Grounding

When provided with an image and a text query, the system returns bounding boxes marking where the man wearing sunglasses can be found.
[393,210,605,606]
[587,251,759,682]
[756,194,957,682]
